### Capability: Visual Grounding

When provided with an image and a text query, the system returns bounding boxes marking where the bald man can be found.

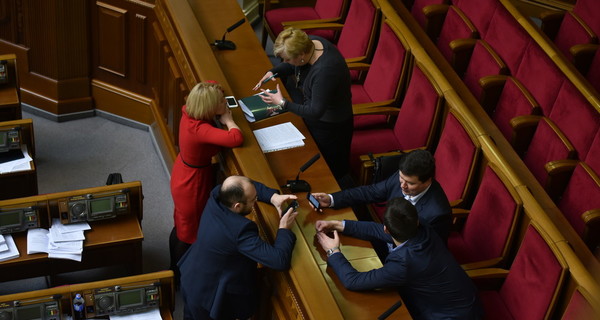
[178,175,298,320]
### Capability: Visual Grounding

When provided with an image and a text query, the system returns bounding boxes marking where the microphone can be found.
[214,18,246,50]
[284,154,320,193]
[377,299,403,320]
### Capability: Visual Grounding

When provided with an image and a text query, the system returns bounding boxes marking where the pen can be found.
[262,73,278,84]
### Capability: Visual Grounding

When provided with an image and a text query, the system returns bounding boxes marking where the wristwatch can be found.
[278,98,286,108]
[326,247,340,257]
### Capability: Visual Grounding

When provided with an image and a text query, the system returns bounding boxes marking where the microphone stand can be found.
[214,18,245,50]
[284,154,321,193]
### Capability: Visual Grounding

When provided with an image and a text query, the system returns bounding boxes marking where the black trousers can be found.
[169,227,191,287]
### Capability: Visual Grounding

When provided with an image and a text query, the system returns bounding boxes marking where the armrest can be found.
[510,114,542,157]
[582,208,600,250]
[545,159,578,199]
[571,43,600,74]
[359,150,407,186]
[461,257,504,271]
[449,38,477,76]
[423,4,450,39]
[345,56,368,64]
[479,75,509,115]
[451,207,470,231]
[449,199,463,208]
[281,17,342,28]
[346,62,371,71]
[352,101,399,115]
[539,10,565,40]
[466,267,509,279]
[284,22,344,32]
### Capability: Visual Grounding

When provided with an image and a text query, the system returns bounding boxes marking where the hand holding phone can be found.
[283,200,299,216]
[307,193,320,210]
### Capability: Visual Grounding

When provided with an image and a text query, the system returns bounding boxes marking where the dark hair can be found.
[382,198,419,243]
[218,179,247,208]
[398,149,435,183]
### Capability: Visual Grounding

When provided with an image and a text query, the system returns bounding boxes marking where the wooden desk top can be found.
[185,0,409,318]
[0,214,143,280]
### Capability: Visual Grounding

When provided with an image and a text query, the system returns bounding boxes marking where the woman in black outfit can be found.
[254,28,353,185]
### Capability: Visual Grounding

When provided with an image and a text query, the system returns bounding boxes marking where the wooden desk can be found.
[0,214,143,285]
[183,0,410,318]
[0,118,37,200]
[0,54,21,122]
[0,270,175,319]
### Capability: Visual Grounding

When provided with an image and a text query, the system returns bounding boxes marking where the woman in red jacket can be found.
[169,82,244,284]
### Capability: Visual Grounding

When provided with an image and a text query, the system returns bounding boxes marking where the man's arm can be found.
[327,251,407,291]
[238,222,296,271]
[331,172,399,208]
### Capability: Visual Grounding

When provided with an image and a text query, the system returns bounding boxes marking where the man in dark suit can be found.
[178,175,298,320]
[311,149,451,243]
[315,198,483,320]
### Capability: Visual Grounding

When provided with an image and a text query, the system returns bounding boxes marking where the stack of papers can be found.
[27,219,91,262]
[0,233,19,262]
[0,145,32,174]
[253,122,305,153]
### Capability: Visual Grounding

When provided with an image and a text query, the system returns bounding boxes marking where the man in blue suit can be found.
[178,175,298,320]
[316,198,483,320]
[311,149,452,243]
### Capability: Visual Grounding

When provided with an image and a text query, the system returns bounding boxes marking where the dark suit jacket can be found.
[331,171,452,242]
[328,221,483,320]
[178,182,296,320]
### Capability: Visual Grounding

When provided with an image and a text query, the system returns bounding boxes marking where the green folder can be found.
[239,91,286,122]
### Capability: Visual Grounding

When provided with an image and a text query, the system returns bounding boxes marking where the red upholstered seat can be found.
[483,6,530,72]
[476,225,565,320]
[435,6,478,64]
[448,165,521,268]
[434,110,479,207]
[584,130,600,175]
[561,287,600,320]
[462,40,508,99]
[557,162,600,249]
[351,21,411,130]
[553,12,597,61]
[296,0,381,81]
[513,43,566,116]
[548,81,600,160]
[454,0,499,39]
[522,117,577,189]
[350,62,444,184]
[482,76,541,155]
[262,0,348,47]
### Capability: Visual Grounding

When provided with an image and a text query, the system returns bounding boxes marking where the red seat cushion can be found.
[554,12,595,60]
[484,7,529,72]
[498,225,564,320]
[584,130,600,175]
[436,6,477,62]
[455,0,499,38]
[435,112,477,204]
[561,289,597,320]
[558,163,600,236]
[523,118,573,187]
[448,166,517,264]
[478,290,514,320]
[549,81,600,160]
[463,40,507,100]
[491,77,538,142]
[265,7,335,41]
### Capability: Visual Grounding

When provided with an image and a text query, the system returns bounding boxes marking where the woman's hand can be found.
[218,107,240,130]
[259,84,284,106]
[253,71,274,91]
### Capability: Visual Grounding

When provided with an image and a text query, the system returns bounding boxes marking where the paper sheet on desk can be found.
[253,122,305,153]
[109,308,162,320]
[0,145,32,173]
[0,234,19,262]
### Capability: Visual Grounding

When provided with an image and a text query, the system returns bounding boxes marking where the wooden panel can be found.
[92,80,154,125]
[0,0,18,43]
[97,2,128,77]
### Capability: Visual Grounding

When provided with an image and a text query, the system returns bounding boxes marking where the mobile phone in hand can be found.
[283,200,299,216]
[307,193,320,209]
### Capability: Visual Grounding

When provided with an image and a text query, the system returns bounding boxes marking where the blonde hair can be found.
[273,28,314,59]
[185,82,224,120]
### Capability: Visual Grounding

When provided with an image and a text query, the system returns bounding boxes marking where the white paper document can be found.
[0,145,33,174]
[0,234,19,262]
[27,228,50,254]
[109,308,162,320]
[252,122,306,153]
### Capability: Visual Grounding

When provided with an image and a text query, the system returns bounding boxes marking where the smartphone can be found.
[225,96,238,108]
[307,193,320,209]
[283,200,299,216]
